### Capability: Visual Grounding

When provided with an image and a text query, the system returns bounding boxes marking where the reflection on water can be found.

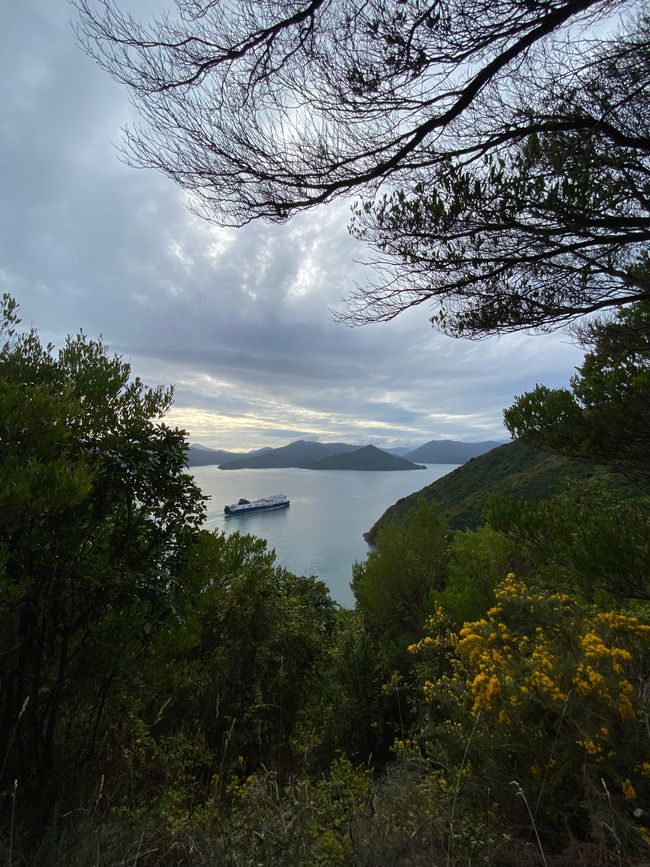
[191,464,458,608]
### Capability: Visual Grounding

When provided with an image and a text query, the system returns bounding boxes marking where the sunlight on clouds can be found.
[168,240,194,270]
[191,219,237,262]
[177,372,237,396]
[177,205,238,264]
[165,405,326,448]
[287,254,322,299]
[425,411,486,423]
[165,398,472,451]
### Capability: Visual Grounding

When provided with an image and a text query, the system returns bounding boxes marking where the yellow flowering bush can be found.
[410,573,650,852]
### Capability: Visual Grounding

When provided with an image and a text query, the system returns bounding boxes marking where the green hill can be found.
[365,440,605,541]
[305,444,425,471]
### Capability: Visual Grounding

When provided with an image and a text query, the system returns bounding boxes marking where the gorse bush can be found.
[1,295,648,865]
[409,574,650,857]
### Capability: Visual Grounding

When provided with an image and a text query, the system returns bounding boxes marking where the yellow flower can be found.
[577,738,603,758]
[621,778,637,800]
[617,693,636,720]
[470,672,501,713]
[422,680,435,701]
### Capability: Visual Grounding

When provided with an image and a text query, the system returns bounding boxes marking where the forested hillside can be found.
[5,0,650,859]
[366,439,618,539]
[1,296,649,866]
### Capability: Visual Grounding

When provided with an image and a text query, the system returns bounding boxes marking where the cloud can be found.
[0,0,585,452]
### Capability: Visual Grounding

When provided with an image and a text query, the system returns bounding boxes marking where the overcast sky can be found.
[0,0,585,451]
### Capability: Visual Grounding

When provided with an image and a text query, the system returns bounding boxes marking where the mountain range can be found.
[187,438,503,469]
[187,444,272,467]
[217,439,359,470]
[404,438,502,463]
[218,440,424,471]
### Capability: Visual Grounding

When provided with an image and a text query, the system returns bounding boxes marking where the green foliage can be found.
[301,756,372,865]
[505,301,650,484]
[294,610,386,766]
[2,288,649,866]
[487,488,650,603]
[409,574,650,858]
[152,529,337,773]
[352,498,448,653]
[436,525,524,625]
[367,440,604,539]
[0,295,206,818]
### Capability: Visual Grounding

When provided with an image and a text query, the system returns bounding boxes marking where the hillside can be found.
[192,438,506,469]
[365,440,604,540]
[305,444,425,471]
[403,438,504,463]
[218,439,360,469]
[187,444,240,466]
[187,444,274,466]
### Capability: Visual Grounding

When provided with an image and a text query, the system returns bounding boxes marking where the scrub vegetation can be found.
[3,0,648,860]
[0,294,648,865]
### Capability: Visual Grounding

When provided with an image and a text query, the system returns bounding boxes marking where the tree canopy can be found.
[76,0,649,335]
[2,288,649,864]
[504,299,650,483]
[0,294,205,803]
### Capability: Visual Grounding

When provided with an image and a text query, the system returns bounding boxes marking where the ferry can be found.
[224,494,290,516]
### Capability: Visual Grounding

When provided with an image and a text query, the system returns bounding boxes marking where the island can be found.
[303,444,425,471]
[187,437,504,469]
[217,440,424,471]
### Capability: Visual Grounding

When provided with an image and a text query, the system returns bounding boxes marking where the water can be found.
[191,464,458,607]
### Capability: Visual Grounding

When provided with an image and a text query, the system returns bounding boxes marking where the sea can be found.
[191,464,459,608]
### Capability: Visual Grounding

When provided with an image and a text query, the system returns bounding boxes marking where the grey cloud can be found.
[1,0,584,451]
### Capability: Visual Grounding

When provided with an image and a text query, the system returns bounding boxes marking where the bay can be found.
[191,464,459,607]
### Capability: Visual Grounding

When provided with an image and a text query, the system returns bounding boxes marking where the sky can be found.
[0,0,585,452]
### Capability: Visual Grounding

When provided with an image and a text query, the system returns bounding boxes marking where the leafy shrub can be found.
[410,574,650,859]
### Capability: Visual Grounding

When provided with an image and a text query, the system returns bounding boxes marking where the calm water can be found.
[191,464,458,607]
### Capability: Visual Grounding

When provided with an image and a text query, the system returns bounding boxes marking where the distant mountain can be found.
[365,440,608,541]
[218,439,361,470]
[187,445,241,466]
[187,444,274,467]
[404,439,504,464]
[304,444,426,471]
[197,437,504,471]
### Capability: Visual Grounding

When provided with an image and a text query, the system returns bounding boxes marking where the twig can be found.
[0,697,30,785]
[9,779,18,867]
[511,780,548,867]
[447,710,481,867]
